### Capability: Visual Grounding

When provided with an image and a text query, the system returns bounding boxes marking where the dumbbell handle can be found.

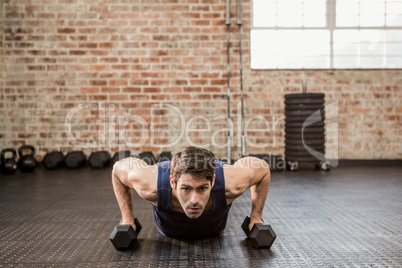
[241,216,264,236]
[241,216,251,236]
[118,217,142,235]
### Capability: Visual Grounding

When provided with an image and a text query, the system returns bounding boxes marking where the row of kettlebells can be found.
[1,145,37,175]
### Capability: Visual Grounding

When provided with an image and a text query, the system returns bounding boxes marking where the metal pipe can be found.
[236,0,242,25]
[226,0,232,164]
[226,0,231,25]
[237,0,246,158]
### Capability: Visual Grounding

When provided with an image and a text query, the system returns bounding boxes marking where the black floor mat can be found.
[0,165,401,267]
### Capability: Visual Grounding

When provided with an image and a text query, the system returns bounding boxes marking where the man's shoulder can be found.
[129,161,159,203]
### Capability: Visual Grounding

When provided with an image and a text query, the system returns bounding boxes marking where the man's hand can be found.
[121,218,136,232]
[249,217,263,231]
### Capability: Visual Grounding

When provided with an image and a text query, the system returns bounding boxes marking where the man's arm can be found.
[225,157,271,230]
[248,159,270,229]
[111,157,157,231]
[112,160,135,228]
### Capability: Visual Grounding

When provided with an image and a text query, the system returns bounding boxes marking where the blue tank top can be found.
[152,160,231,238]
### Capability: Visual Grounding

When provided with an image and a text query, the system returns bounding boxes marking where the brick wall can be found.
[1,0,4,141]
[0,0,401,161]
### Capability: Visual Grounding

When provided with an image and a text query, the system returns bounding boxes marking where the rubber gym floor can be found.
[0,163,401,267]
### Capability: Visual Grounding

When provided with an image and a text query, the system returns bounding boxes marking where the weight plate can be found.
[285,138,325,145]
[285,104,325,111]
[285,139,326,145]
[285,98,325,105]
[286,143,325,149]
[285,93,325,99]
[285,121,325,128]
[286,109,325,116]
[285,127,325,134]
[285,133,325,141]
[285,149,325,156]
[285,114,326,122]
[285,144,325,151]
[285,109,325,116]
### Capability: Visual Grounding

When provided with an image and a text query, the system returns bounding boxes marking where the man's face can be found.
[170,174,215,219]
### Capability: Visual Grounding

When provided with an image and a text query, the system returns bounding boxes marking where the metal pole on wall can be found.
[237,0,247,158]
[226,0,232,164]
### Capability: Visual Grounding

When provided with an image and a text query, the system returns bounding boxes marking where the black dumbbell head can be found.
[111,151,132,165]
[134,217,142,235]
[139,152,156,165]
[88,151,111,169]
[249,224,277,249]
[110,225,137,250]
[43,151,65,169]
[157,151,173,163]
[64,151,86,168]
[241,216,251,236]
[110,218,142,251]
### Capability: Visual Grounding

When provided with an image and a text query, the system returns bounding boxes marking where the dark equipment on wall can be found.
[284,92,330,171]
[43,151,65,170]
[112,151,132,165]
[1,148,18,175]
[88,151,111,169]
[139,152,156,165]
[157,151,173,163]
[64,151,86,169]
[110,218,142,250]
[17,145,37,173]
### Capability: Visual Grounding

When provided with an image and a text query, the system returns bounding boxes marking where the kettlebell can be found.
[1,148,18,175]
[17,145,37,172]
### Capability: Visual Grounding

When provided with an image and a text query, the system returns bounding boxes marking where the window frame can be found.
[251,0,402,70]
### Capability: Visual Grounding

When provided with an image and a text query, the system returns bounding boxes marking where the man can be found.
[112,146,271,238]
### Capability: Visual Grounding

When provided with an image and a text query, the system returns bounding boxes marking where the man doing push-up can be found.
[111,146,274,247]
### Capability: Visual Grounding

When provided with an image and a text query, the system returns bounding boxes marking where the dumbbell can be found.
[111,150,132,166]
[139,151,156,165]
[1,148,18,175]
[110,218,142,250]
[241,216,276,249]
[64,151,86,168]
[43,151,65,169]
[88,151,111,169]
[17,145,37,172]
[157,151,173,163]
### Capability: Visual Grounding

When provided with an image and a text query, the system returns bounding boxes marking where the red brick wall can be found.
[1,0,401,161]
[1,1,4,143]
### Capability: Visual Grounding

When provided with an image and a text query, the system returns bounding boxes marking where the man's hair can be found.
[170,146,216,184]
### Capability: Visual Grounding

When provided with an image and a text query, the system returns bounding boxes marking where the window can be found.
[251,0,402,69]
